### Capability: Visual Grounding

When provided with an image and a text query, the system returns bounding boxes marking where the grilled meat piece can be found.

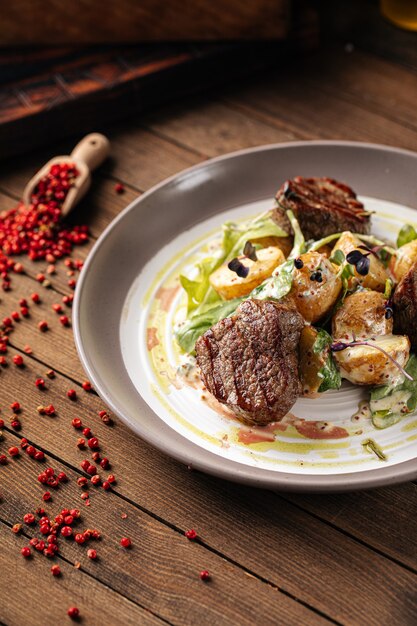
[393,261,417,351]
[274,176,371,240]
[195,299,304,425]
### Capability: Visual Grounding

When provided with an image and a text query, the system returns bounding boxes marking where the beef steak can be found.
[195,299,304,425]
[274,176,371,241]
[393,261,417,351]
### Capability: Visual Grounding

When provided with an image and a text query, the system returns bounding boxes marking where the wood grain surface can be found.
[1,37,417,626]
[0,0,290,43]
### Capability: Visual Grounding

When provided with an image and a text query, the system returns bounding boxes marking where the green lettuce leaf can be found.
[370,354,417,428]
[397,224,417,248]
[313,328,342,393]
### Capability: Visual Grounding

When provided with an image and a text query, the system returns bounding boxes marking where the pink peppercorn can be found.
[11,311,20,321]
[21,547,31,558]
[51,565,61,576]
[87,549,97,560]
[185,529,197,540]
[77,438,86,449]
[8,446,19,457]
[38,320,48,332]
[35,450,45,461]
[199,570,210,581]
[87,437,99,450]
[115,182,125,194]
[57,472,68,482]
[82,381,92,391]
[100,458,109,470]
[13,354,24,366]
[67,389,77,400]
[68,279,76,290]
[80,460,90,471]
[67,607,79,619]
[0,454,8,465]
[61,526,72,538]
[11,401,21,412]
[74,533,85,544]
[20,306,29,317]
[90,474,101,486]
[82,427,91,437]
[120,537,131,548]
[86,464,97,476]
[23,513,35,525]
[0,418,4,428]
[52,303,63,313]
[107,474,116,484]
[77,477,88,487]
[35,378,46,389]
[42,492,52,502]
[102,481,111,491]
[72,418,82,429]
[31,293,40,303]
[59,315,70,326]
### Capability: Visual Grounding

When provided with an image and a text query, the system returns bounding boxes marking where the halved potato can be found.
[289,251,342,323]
[209,246,285,300]
[335,334,410,386]
[332,231,388,292]
[332,290,392,340]
[251,235,293,258]
[390,239,417,283]
[299,326,327,395]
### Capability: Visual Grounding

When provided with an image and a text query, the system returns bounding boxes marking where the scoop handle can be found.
[70,133,110,171]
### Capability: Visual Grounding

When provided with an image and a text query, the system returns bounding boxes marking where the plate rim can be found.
[73,140,417,492]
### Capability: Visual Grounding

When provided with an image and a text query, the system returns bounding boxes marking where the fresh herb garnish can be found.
[243,241,257,261]
[228,258,249,278]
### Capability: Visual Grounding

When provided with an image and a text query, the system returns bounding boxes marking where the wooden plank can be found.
[145,97,299,157]
[0,345,416,624]
[0,0,290,44]
[0,523,164,626]
[0,439,327,626]
[223,67,417,151]
[286,485,417,571]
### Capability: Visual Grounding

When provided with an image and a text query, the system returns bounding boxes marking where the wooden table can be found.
[1,40,417,626]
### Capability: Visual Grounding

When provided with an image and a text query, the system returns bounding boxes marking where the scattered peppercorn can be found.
[51,565,61,576]
[199,570,210,581]
[21,547,31,558]
[67,607,79,619]
[82,381,92,391]
[67,389,77,400]
[120,537,131,548]
[8,446,19,457]
[38,320,48,332]
[12,354,24,366]
[185,529,197,540]
[35,378,46,389]
[115,182,125,194]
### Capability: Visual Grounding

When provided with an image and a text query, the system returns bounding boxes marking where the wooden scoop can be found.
[23,133,110,217]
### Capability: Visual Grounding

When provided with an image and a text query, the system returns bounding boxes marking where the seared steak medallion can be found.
[393,261,417,351]
[274,176,371,241]
[195,299,304,425]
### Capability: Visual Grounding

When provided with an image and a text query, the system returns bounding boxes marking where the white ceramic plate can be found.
[74,141,417,491]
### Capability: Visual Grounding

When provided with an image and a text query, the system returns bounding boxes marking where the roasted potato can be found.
[334,334,410,386]
[209,246,285,300]
[251,235,293,258]
[390,239,417,283]
[289,251,342,323]
[332,290,392,340]
[332,231,388,292]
